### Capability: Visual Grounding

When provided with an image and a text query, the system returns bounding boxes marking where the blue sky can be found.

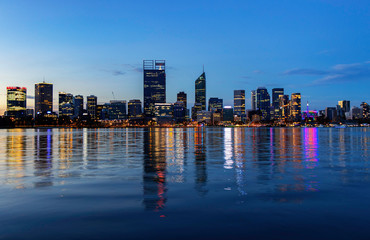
[0,0,369,114]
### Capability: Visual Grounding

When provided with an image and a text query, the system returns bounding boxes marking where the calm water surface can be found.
[0,127,370,239]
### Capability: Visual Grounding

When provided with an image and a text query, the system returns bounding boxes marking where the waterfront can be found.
[1,127,370,239]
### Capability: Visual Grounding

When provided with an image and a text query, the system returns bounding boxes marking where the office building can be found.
[290,93,301,122]
[197,110,212,124]
[223,106,234,122]
[35,82,53,115]
[73,95,84,118]
[351,106,363,120]
[177,91,187,109]
[108,100,127,120]
[173,101,186,123]
[6,87,27,118]
[154,103,173,124]
[59,92,74,117]
[87,95,97,119]
[193,72,206,119]
[279,95,290,121]
[234,90,245,117]
[128,99,142,118]
[208,97,223,113]
[143,60,166,117]
[256,87,270,121]
[361,102,369,119]
[251,90,257,110]
[338,100,350,113]
[272,88,284,119]
[325,107,337,122]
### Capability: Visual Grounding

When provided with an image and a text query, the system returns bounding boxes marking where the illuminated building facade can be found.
[87,95,97,119]
[154,103,173,124]
[128,99,142,118]
[251,90,257,110]
[338,100,350,113]
[6,87,27,118]
[193,72,206,120]
[208,97,223,113]
[143,60,166,117]
[108,100,127,120]
[177,91,187,109]
[361,102,369,119]
[290,93,301,122]
[233,90,245,117]
[279,95,290,121]
[272,88,284,119]
[59,92,74,117]
[73,95,84,118]
[351,106,363,120]
[35,82,53,115]
[256,87,270,121]
[197,110,212,124]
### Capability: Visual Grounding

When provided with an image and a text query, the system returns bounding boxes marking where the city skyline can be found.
[1,1,369,114]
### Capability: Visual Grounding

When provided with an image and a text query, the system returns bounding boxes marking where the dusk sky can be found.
[0,0,369,114]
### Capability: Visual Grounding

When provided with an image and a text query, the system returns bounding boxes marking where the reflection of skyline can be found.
[34,129,53,188]
[143,129,167,211]
[6,129,26,189]
[194,127,208,196]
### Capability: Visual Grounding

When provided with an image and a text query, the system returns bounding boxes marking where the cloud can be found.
[283,68,328,76]
[112,70,125,76]
[253,70,263,74]
[282,61,370,86]
[122,64,142,73]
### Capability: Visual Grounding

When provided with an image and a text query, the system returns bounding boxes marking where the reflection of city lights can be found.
[224,128,233,169]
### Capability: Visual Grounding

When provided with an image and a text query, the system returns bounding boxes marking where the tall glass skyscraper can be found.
[128,99,142,118]
[143,60,166,117]
[233,90,245,117]
[35,82,53,115]
[177,91,187,109]
[256,87,270,121]
[208,97,223,113]
[193,72,206,120]
[6,86,27,118]
[272,88,284,119]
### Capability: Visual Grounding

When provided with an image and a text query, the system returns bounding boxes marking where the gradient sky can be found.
[0,0,369,114]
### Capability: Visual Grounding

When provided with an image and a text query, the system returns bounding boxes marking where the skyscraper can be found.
[251,90,257,110]
[256,87,270,121]
[6,87,27,118]
[193,72,206,120]
[338,100,350,113]
[272,88,284,119]
[177,91,187,109]
[290,93,301,122]
[35,82,53,115]
[234,90,245,117]
[87,95,97,119]
[73,95,84,118]
[59,92,74,117]
[108,100,127,120]
[143,60,166,117]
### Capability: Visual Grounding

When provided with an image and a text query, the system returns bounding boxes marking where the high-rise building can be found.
[59,92,74,117]
[272,88,284,119]
[351,106,363,120]
[325,107,337,122]
[251,90,257,110]
[143,60,166,117]
[234,90,245,117]
[35,82,53,115]
[128,99,142,118]
[87,95,97,119]
[279,95,290,121]
[361,102,369,119]
[290,93,301,122]
[256,87,270,121]
[154,103,173,124]
[177,91,187,109]
[223,106,234,122]
[338,100,350,113]
[73,95,84,118]
[108,100,127,120]
[208,97,223,113]
[173,101,186,123]
[193,72,206,120]
[6,87,27,118]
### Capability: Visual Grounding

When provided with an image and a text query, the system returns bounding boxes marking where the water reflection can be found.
[194,127,208,196]
[34,129,53,187]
